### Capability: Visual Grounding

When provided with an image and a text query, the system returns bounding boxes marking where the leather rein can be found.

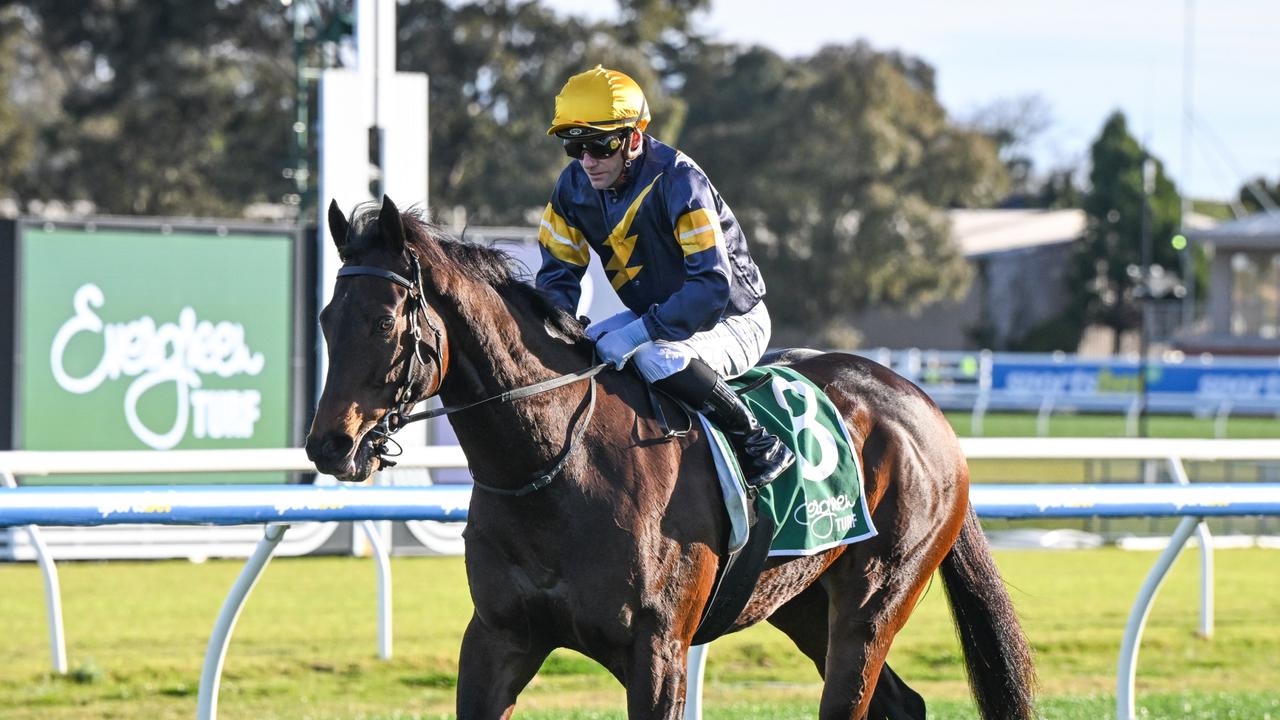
[335,250,608,497]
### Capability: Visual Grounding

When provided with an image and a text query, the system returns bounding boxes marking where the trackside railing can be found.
[3,440,1280,720]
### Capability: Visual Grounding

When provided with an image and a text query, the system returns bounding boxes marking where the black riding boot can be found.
[653,359,796,492]
[703,380,796,491]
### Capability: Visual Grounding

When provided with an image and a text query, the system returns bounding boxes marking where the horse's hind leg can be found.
[769,583,925,719]
[455,613,551,720]
[816,530,956,720]
[768,581,829,673]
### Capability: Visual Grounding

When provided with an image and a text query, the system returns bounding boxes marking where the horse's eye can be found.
[378,316,395,334]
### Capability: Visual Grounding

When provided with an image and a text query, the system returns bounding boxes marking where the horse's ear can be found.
[378,195,406,254]
[327,200,350,251]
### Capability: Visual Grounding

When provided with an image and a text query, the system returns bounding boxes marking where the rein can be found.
[336,251,609,497]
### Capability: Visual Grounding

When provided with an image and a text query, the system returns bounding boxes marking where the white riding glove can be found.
[585,310,639,342]
[595,318,652,369]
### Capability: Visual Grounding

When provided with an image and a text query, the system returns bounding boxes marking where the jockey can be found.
[536,65,796,492]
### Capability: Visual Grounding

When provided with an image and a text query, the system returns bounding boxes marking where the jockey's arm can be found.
[640,172,733,342]
[535,200,589,313]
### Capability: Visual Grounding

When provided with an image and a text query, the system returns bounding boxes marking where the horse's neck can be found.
[441,290,576,396]
[437,289,592,485]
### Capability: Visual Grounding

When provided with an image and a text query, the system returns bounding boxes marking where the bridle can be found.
[333,249,609,496]
[337,249,446,450]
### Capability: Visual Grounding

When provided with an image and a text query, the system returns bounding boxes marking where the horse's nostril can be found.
[306,431,355,463]
[323,433,354,459]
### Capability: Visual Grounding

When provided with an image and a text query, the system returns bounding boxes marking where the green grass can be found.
[1,548,1278,718]
[943,410,1280,440]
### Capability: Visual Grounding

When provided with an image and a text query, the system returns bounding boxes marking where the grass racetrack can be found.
[2,546,1278,719]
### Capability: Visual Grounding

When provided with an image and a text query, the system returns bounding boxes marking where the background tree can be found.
[1035,167,1084,209]
[680,42,1007,345]
[614,0,710,83]
[4,0,1009,346]
[397,0,688,226]
[965,94,1052,206]
[10,0,297,216]
[1064,111,1182,351]
[0,9,34,201]
[1236,175,1280,214]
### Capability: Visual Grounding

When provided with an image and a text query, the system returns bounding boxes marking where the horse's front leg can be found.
[455,612,550,720]
[622,630,690,720]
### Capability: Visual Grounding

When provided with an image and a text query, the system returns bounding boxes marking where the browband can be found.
[337,265,415,291]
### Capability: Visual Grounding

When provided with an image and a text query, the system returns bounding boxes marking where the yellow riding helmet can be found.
[547,65,650,136]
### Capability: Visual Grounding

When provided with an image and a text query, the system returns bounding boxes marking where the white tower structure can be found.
[315,2,445,556]
[316,0,428,377]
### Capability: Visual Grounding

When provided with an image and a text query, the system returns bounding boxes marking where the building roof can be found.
[948,209,1085,257]
[1186,210,1280,248]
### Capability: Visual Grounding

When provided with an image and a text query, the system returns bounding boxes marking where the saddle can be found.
[646,349,875,646]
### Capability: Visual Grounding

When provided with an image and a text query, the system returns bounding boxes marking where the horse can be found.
[305,196,1036,720]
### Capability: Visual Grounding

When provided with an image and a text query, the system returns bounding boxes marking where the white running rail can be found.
[3,439,1280,720]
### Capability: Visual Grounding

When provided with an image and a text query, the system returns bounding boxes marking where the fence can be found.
[864,349,1280,435]
[4,440,1280,720]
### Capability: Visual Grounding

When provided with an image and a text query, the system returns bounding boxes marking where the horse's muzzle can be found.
[304,431,361,480]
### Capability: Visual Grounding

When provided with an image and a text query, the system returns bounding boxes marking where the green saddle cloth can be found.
[705,365,877,556]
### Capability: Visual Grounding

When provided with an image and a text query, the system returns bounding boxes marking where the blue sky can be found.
[544,0,1279,201]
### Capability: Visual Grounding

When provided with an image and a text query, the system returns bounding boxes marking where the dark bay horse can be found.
[305,196,1036,720]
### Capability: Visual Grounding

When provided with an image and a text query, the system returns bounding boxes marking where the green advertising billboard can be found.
[10,219,304,485]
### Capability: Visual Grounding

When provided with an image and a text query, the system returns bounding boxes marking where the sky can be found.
[544,0,1280,201]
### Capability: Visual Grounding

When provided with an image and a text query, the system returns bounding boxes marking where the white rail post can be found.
[1115,515,1200,720]
[684,643,708,720]
[197,523,289,720]
[1166,456,1214,638]
[1036,396,1055,437]
[358,519,394,659]
[2,470,67,675]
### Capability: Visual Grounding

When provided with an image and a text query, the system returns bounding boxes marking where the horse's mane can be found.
[346,204,587,343]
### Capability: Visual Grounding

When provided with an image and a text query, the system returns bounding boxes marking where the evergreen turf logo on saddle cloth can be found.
[707,366,877,556]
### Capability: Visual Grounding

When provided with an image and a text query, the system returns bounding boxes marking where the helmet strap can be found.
[607,129,641,187]
[622,128,642,169]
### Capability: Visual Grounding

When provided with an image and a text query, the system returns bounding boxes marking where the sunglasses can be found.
[562,131,627,160]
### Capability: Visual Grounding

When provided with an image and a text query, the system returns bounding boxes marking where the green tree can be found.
[3,0,1011,358]
[679,42,1007,345]
[12,0,295,216]
[1237,176,1280,214]
[1036,167,1083,210]
[615,0,710,79]
[397,0,688,226]
[1065,111,1182,351]
[966,94,1052,205]
[0,11,32,200]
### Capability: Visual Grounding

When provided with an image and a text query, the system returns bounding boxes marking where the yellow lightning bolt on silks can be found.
[603,174,663,290]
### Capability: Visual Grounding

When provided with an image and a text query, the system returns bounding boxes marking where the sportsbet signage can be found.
[15,221,299,484]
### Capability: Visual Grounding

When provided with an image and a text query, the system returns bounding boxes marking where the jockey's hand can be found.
[595,318,651,369]
[585,309,639,342]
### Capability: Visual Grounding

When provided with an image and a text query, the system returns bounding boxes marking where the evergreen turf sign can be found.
[15,221,298,483]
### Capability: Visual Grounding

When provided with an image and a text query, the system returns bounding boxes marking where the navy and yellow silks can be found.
[703,366,877,556]
[535,136,766,342]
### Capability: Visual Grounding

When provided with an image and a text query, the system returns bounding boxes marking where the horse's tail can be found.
[938,506,1037,720]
